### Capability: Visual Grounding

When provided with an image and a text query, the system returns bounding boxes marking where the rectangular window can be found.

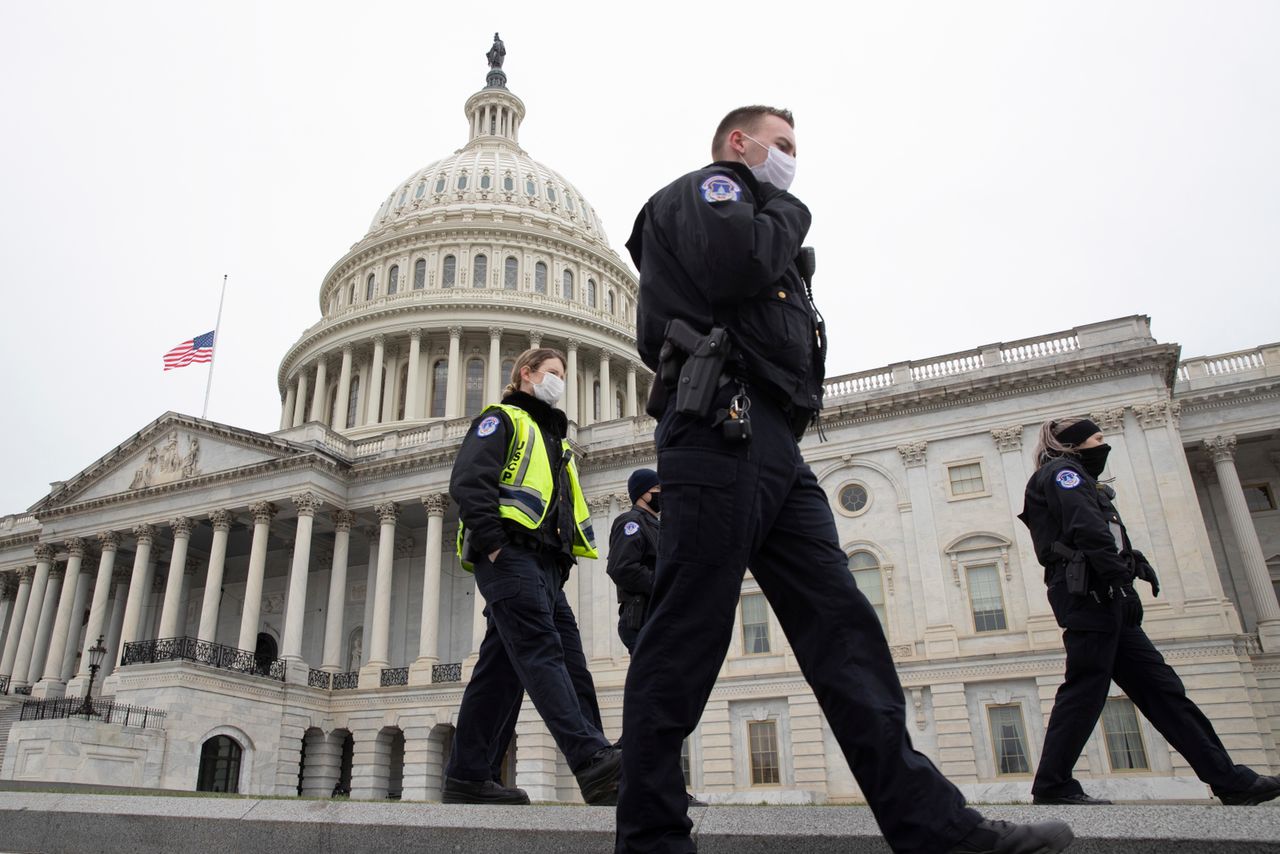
[851,568,886,630]
[948,462,986,496]
[1101,698,1149,770]
[967,565,1008,632]
[679,738,691,787]
[987,705,1031,775]
[741,593,771,654]
[748,720,780,785]
[1244,483,1276,513]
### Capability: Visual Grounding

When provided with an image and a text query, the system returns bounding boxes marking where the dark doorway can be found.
[255,632,278,676]
[336,730,354,796]
[197,735,242,793]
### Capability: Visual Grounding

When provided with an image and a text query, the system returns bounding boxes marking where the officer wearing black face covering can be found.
[607,469,661,653]
[1020,417,1280,807]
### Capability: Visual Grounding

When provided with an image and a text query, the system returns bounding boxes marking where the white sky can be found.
[2,1,1277,513]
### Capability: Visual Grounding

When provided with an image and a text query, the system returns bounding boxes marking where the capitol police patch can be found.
[476,415,500,437]
[1055,469,1082,490]
[623,521,640,536]
[701,175,741,203]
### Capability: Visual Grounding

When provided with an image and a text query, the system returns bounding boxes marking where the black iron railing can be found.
[380,667,408,687]
[121,637,285,682]
[307,669,331,689]
[332,671,359,690]
[14,685,32,696]
[432,662,463,683]
[20,696,166,730]
[0,674,9,695]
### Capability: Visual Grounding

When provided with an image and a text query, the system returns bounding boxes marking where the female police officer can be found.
[444,347,622,805]
[1020,417,1279,806]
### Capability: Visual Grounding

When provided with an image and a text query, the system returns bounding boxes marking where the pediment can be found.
[35,413,316,511]
[945,532,1012,555]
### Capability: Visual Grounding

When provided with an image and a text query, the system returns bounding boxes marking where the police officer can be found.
[608,469,661,652]
[1020,417,1280,806]
[616,105,1073,854]
[446,347,622,806]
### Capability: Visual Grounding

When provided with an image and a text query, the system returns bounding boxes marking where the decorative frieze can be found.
[897,441,928,468]
[1204,434,1237,463]
[129,431,200,490]
[990,426,1023,453]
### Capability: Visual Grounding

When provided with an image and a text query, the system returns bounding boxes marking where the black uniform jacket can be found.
[1018,456,1136,630]
[626,160,826,417]
[449,391,574,564]
[606,507,659,621]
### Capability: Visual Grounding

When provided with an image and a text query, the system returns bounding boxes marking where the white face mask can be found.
[531,370,565,406]
[743,134,796,191]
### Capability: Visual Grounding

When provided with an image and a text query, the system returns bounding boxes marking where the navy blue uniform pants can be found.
[616,393,981,854]
[1034,617,1256,797]
[447,545,609,782]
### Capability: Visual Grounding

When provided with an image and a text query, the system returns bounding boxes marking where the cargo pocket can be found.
[475,559,521,606]
[657,446,740,565]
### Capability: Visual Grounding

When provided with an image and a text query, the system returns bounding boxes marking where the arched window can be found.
[430,360,448,417]
[366,274,376,301]
[587,278,598,308]
[197,735,243,793]
[435,176,446,193]
[413,258,426,290]
[480,172,492,190]
[546,186,557,203]
[534,262,547,294]
[616,390,625,419]
[397,188,407,207]
[414,181,425,199]
[504,256,518,289]
[346,376,360,428]
[473,254,488,288]
[565,194,575,212]
[562,270,574,300]
[848,551,886,629]
[456,172,468,190]
[503,173,514,192]
[465,358,485,415]
[349,282,356,305]
[501,359,515,387]
[605,290,615,315]
[593,381,601,421]
[442,255,456,288]
[387,265,399,295]
[526,177,536,196]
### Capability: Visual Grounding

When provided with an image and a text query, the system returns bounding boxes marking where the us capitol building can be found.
[0,43,1277,805]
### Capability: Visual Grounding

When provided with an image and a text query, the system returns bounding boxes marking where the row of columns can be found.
[279,330,645,432]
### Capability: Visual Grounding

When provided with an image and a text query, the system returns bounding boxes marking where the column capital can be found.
[598,349,612,364]
[897,441,928,468]
[291,492,324,517]
[1090,407,1126,433]
[1132,399,1181,429]
[209,509,233,532]
[990,426,1023,453]
[488,326,503,340]
[448,326,464,339]
[529,332,542,348]
[48,563,67,582]
[0,573,17,598]
[112,566,132,585]
[375,502,400,525]
[169,517,194,538]
[1204,434,1238,463]
[19,566,36,582]
[98,531,121,552]
[341,342,354,356]
[371,333,386,347]
[409,327,423,342]
[250,501,278,524]
[626,360,638,375]
[565,338,580,351]
[63,537,87,558]
[132,524,156,545]
[34,542,56,563]
[332,509,356,532]
[422,494,448,517]
[588,494,613,515]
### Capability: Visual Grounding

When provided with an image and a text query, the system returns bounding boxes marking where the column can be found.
[197,510,232,643]
[410,495,446,685]
[118,525,155,648]
[625,362,638,418]
[309,358,329,422]
[27,563,64,686]
[362,502,398,680]
[58,569,93,683]
[1,567,35,678]
[598,351,612,421]
[582,364,596,427]
[333,345,354,430]
[361,528,379,666]
[990,426,1056,635]
[487,327,503,402]
[282,492,322,677]
[366,334,386,426]
[322,510,355,672]
[405,329,422,420]
[382,345,399,422]
[0,576,14,652]
[292,370,310,426]
[102,567,131,679]
[281,384,297,430]
[37,539,86,693]
[445,326,463,417]
[587,495,614,660]
[1206,435,1280,646]
[897,441,959,658]
[529,332,542,349]
[175,557,196,638]
[72,532,119,687]
[157,517,193,639]
[565,339,579,423]
[237,502,277,652]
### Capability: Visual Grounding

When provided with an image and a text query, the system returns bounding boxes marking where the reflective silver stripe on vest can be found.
[498,484,546,520]
[511,422,536,484]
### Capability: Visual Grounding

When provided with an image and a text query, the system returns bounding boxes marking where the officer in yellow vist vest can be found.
[444,347,622,807]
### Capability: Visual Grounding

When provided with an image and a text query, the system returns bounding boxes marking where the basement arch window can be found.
[197,736,243,793]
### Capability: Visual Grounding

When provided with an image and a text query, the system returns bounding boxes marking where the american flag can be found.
[163,330,215,371]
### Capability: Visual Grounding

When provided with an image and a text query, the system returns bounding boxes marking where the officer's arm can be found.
[1045,468,1132,584]
[448,411,514,557]
[606,518,655,594]
[675,177,811,304]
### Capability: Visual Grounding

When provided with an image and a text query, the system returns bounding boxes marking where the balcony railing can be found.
[332,671,359,690]
[380,667,409,687]
[308,669,331,690]
[432,662,463,683]
[120,637,285,682]
[0,674,9,695]
[21,696,166,730]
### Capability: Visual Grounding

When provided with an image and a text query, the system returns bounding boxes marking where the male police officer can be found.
[615,106,1074,854]
[608,469,661,652]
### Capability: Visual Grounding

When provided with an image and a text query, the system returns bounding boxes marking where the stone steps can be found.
[0,794,1277,853]
[0,699,24,774]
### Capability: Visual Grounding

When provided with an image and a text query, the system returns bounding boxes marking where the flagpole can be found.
[202,274,228,419]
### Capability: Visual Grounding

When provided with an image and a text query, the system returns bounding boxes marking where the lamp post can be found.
[77,635,107,718]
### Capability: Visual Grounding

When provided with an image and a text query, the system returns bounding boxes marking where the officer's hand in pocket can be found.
[488,548,502,563]
[1120,586,1143,628]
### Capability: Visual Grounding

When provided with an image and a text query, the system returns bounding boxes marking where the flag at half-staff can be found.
[163,330,215,371]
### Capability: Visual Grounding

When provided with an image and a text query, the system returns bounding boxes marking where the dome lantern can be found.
[466,33,524,147]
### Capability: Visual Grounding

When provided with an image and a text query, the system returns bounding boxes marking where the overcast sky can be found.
[2,1,1277,513]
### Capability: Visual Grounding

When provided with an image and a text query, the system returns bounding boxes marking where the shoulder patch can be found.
[623,521,640,536]
[476,415,501,437]
[700,174,741,203]
[1055,469,1082,490]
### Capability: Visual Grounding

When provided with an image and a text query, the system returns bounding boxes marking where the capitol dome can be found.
[276,41,647,441]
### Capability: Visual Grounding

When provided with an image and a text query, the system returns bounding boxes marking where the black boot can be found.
[574,747,622,805]
[442,776,531,805]
[1214,774,1280,806]
[948,818,1074,854]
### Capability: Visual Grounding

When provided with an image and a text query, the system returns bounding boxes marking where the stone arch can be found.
[298,725,337,798]
[381,725,406,800]
[815,458,906,502]
[195,724,255,794]
[425,722,455,801]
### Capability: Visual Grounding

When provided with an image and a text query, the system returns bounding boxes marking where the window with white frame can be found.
[741,592,771,654]
[987,704,1031,775]
[967,564,1007,632]
[465,358,485,415]
[563,270,574,300]
[748,720,781,785]
[413,259,426,290]
[1102,698,1149,770]
[365,274,376,301]
[848,551,886,630]
[473,254,487,288]
[442,255,457,288]
[387,264,399,295]
[534,261,547,294]
[430,361,448,417]
[504,256,518,290]
[836,482,870,516]
[947,461,986,497]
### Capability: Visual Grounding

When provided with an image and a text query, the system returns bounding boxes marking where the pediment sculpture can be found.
[129,431,201,490]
